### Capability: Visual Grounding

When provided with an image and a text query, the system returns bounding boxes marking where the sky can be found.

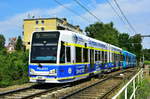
[0,0,149,48]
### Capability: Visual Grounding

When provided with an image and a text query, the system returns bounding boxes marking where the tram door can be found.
[90,49,95,71]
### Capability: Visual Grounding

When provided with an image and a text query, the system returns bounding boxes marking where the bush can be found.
[0,50,29,87]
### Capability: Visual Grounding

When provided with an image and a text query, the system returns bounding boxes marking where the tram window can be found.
[99,51,101,61]
[123,55,125,61]
[116,54,118,61]
[66,47,71,62]
[116,54,118,62]
[102,51,104,63]
[105,52,107,62]
[83,48,88,62]
[98,51,100,61]
[119,54,121,61]
[100,51,102,62]
[121,55,122,61]
[114,53,116,62]
[60,42,65,63]
[76,47,82,63]
[112,53,114,62]
[90,49,94,68]
[95,51,97,61]
[109,51,111,62]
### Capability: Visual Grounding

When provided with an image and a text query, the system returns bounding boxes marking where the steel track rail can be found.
[0,84,69,99]
[21,86,62,99]
[59,69,135,99]
[100,70,137,99]
[0,86,33,96]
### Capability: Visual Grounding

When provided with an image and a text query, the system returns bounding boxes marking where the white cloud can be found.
[0,0,149,48]
[79,0,150,48]
[0,3,72,38]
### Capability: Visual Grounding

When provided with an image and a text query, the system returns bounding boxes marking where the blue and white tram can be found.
[122,51,136,68]
[28,30,136,83]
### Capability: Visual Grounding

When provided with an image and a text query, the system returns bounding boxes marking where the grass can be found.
[144,61,150,65]
[136,77,150,99]
[118,77,150,99]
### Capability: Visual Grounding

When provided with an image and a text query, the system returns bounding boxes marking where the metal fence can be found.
[112,69,143,99]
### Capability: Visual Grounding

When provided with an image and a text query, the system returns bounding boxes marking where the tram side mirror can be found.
[28,42,30,45]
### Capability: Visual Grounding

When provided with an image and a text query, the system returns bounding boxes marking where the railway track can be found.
[0,68,138,99]
[59,68,138,99]
[0,83,69,99]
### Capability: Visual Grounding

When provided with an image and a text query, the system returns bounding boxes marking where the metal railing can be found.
[112,69,143,99]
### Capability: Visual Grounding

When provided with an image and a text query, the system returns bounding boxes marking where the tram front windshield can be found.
[31,32,59,63]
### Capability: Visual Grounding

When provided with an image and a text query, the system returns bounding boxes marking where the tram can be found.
[29,30,136,83]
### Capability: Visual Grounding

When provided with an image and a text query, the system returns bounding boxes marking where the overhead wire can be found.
[53,0,91,23]
[54,0,137,37]
[105,0,132,33]
[73,0,102,22]
[53,0,98,35]
[73,0,103,36]
[113,0,137,34]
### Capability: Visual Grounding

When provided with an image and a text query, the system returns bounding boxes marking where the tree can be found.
[143,49,150,61]
[15,36,23,51]
[118,33,131,50]
[85,22,119,46]
[0,34,5,50]
[130,34,142,61]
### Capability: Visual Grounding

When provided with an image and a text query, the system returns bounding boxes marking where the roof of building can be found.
[24,17,83,32]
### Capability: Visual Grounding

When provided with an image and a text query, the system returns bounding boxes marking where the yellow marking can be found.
[30,72,90,81]
[59,62,89,65]
[30,62,90,66]
[63,42,122,55]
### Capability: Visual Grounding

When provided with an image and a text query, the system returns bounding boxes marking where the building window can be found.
[41,27,44,31]
[35,28,39,31]
[36,20,38,24]
[41,20,44,24]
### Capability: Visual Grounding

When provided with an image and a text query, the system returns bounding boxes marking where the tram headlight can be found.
[49,69,57,75]
[30,69,35,75]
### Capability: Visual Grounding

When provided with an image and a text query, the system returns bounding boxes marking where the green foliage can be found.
[0,34,5,50]
[85,22,143,61]
[136,78,150,99]
[0,50,29,87]
[143,49,150,61]
[15,36,23,51]
[118,33,130,50]
[144,61,150,65]
[129,34,142,61]
[85,22,119,46]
